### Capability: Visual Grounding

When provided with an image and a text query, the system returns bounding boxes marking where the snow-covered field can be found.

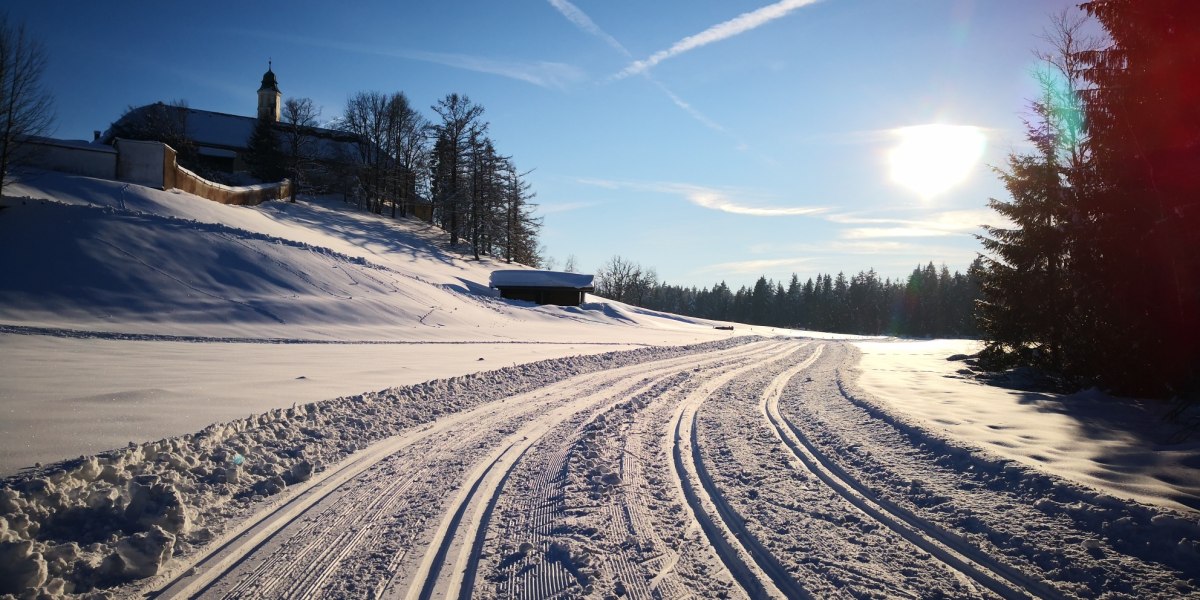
[1,171,1197,598]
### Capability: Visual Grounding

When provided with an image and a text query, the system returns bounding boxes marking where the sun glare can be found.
[887,124,986,199]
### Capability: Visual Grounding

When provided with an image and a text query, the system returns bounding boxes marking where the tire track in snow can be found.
[150,341,773,599]
[475,340,798,599]
[669,342,813,599]
[761,344,1062,600]
[401,340,793,600]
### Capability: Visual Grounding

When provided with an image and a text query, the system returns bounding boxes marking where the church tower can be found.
[257,61,281,121]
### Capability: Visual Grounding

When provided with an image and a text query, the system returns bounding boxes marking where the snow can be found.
[854,339,1200,513]
[1,171,1197,598]
[0,170,738,474]
[489,269,595,289]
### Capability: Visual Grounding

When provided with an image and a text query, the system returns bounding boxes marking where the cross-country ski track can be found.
[123,338,1199,599]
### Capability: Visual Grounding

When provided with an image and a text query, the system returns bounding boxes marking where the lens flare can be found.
[887,124,986,198]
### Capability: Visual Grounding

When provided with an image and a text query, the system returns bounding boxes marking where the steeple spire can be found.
[257,61,281,121]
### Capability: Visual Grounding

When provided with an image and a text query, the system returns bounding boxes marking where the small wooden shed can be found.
[490,270,595,307]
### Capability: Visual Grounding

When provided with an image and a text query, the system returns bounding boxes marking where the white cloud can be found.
[538,201,595,215]
[680,185,823,216]
[696,257,815,275]
[226,29,584,90]
[615,0,823,79]
[825,208,1004,238]
[576,178,826,217]
[750,240,925,255]
[840,227,962,239]
[547,0,730,134]
[546,0,631,57]
[399,50,585,90]
[649,81,727,133]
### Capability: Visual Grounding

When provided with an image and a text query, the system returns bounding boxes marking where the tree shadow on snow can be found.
[266,199,458,268]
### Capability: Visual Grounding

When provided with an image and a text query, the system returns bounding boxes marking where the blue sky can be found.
[12,0,1087,287]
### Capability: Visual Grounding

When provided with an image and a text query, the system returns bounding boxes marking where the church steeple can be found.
[257,60,281,121]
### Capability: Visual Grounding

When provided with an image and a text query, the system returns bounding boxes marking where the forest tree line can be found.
[594,255,982,338]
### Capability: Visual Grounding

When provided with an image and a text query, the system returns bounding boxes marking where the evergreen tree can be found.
[977,10,1095,375]
[1075,0,1200,396]
[593,263,978,337]
[978,3,1200,396]
[245,115,284,182]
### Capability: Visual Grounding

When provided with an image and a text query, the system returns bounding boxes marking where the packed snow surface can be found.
[856,340,1200,513]
[1,171,1197,598]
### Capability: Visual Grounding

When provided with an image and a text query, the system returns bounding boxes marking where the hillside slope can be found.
[0,171,743,472]
[0,172,717,342]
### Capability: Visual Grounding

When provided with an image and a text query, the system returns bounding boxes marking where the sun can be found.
[887,124,987,198]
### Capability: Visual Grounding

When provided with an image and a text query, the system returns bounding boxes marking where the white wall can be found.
[17,139,116,180]
[115,138,165,188]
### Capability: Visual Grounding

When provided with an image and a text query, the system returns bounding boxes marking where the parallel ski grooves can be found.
[763,346,1061,600]
[667,343,809,599]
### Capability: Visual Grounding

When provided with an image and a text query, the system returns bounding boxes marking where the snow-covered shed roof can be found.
[489,270,595,290]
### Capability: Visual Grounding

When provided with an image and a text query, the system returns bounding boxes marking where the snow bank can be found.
[0,339,749,597]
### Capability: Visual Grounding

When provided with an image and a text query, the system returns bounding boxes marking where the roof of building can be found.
[103,103,361,161]
[489,270,595,290]
[23,135,116,153]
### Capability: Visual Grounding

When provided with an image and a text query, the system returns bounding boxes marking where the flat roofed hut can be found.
[489,270,595,307]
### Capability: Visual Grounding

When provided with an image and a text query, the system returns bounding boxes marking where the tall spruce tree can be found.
[1076,0,1200,396]
[976,11,1096,377]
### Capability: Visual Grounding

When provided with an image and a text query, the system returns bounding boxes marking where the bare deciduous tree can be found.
[0,15,54,195]
[281,97,319,202]
[342,91,390,212]
[595,256,655,303]
[430,94,485,246]
[385,92,428,219]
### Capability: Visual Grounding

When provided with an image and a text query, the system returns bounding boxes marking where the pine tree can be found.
[245,115,284,182]
[976,10,1095,376]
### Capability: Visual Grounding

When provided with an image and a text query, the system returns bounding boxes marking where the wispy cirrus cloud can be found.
[695,257,816,275]
[402,50,585,90]
[614,0,823,80]
[223,29,584,90]
[750,240,926,255]
[577,178,826,216]
[825,208,1003,239]
[538,201,596,215]
[546,0,729,134]
[650,81,728,133]
[546,0,630,56]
